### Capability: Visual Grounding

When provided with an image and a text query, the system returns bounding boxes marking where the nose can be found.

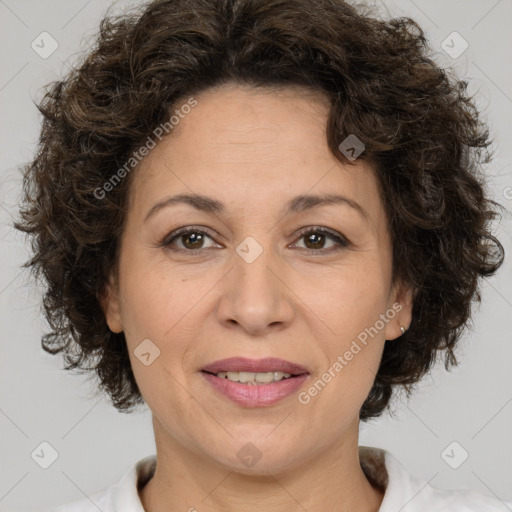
[216,243,294,336]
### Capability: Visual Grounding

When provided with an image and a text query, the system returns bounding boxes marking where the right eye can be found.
[161,227,222,253]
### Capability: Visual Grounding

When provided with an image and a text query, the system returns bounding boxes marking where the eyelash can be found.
[160,226,350,255]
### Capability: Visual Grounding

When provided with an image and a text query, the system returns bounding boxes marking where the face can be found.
[103,84,412,474]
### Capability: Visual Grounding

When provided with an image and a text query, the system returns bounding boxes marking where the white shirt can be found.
[53,446,512,511]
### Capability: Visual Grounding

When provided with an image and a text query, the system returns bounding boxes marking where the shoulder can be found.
[424,486,512,511]
[359,446,512,512]
[51,455,156,512]
[51,489,112,512]
[385,451,512,511]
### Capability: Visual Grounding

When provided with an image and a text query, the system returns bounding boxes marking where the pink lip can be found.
[201,372,309,407]
[201,357,309,375]
[200,357,310,407]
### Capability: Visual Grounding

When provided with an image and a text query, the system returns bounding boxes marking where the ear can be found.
[99,271,123,333]
[384,279,414,341]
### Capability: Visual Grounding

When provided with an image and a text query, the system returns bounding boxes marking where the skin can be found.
[102,83,413,512]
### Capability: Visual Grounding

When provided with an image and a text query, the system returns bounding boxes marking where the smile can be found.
[200,371,309,406]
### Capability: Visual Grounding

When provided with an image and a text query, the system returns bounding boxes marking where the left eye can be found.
[292,228,350,253]
[161,227,349,253]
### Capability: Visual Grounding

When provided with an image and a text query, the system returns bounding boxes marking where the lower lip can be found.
[201,372,309,407]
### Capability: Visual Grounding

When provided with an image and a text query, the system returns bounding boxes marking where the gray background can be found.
[0,0,511,510]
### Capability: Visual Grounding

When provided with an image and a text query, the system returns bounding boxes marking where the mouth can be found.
[200,357,310,406]
[201,356,309,383]
[202,370,296,385]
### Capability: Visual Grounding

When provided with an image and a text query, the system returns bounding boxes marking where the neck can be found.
[139,417,384,512]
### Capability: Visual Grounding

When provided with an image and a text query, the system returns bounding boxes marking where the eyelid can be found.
[294,226,349,242]
[160,225,351,253]
[160,225,220,248]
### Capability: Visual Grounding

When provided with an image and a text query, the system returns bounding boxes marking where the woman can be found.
[15,0,510,510]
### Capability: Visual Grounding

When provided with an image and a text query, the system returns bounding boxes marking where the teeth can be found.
[216,371,293,384]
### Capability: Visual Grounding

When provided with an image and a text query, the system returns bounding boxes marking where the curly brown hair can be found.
[14,0,504,421]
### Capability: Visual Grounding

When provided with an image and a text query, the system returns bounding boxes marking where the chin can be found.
[205,435,311,476]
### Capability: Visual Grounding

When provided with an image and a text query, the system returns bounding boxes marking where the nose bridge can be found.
[217,234,293,334]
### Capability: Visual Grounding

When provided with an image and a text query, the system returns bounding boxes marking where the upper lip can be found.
[201,357,309,376]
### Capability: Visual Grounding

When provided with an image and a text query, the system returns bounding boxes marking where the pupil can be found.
[306,232,324,249]
[184,232,203,249]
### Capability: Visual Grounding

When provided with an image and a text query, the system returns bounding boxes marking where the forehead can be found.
[130,84,383,225]
[143,84,332,168]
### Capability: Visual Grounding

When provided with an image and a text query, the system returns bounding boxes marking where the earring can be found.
[400,326,406,335]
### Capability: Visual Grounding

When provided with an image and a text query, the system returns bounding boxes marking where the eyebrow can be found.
[144,192,369,223]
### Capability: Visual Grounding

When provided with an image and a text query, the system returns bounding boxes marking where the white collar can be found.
[54,446,512,511]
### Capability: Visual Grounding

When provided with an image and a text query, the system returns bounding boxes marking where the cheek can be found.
[302,258,390,397]
[117,255,218,399]
[309,259,391,338]
[305,318,385,422]
[118,250,205,341]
